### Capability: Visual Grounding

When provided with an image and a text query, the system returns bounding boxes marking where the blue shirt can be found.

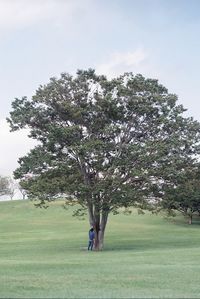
[89,230,95,240]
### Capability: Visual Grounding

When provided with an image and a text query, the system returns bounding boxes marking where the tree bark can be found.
[188,215,192,225]
[94,211,109,250]
[87,202,94,227]
[98,211,109,250]
[87,205,109,251]
[93,206,100,250]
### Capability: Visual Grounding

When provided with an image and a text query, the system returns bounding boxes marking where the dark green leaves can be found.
[7,69,200,213]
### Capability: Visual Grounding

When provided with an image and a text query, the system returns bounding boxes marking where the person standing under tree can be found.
[88,228,95,251]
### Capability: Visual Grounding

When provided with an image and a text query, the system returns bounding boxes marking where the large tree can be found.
[7,69,200,249]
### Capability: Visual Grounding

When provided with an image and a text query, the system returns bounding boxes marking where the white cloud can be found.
[96,48,148,78]
[0,118,37,176]
[0,0,89,31]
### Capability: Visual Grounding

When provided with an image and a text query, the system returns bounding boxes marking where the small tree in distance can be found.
[18,185,27,200]
[7,177,18,200]
[0,176,10,197]
[161,164,200,224]
[7,69,200,250]
[0,176,18,200]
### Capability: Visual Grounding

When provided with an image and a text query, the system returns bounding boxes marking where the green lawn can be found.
[0,200,200,298]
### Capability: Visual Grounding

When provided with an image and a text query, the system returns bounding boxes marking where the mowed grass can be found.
[0,200,200,298]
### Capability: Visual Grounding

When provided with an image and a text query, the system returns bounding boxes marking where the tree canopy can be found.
[161,163,200,224]
[7,69,200,249]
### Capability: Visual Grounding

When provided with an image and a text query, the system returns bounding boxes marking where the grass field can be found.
[0,200,200,298]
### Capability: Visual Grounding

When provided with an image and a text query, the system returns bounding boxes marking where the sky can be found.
[1,0,200,176]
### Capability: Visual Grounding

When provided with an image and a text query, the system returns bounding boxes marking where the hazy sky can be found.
[1,0,200,176]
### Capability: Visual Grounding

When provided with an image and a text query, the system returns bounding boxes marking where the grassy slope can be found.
[0,200,200,298]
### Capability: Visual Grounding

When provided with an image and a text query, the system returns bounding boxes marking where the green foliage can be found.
[137,208,145,215]
[162,164,200,223]
[7,69,200,217]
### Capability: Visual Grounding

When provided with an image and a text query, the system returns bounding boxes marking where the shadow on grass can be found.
[105,238,200,252]
[163,215,200,227]
[105,217,200,252]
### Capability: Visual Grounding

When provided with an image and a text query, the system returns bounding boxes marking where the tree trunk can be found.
[87,205,109,251]
[87,202,94,227]
[94,211,109,250]
[98,228,105,250]
[188,215,192,225]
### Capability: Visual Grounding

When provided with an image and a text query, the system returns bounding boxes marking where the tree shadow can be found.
[105,216,200,252]
[163,214,200,227]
